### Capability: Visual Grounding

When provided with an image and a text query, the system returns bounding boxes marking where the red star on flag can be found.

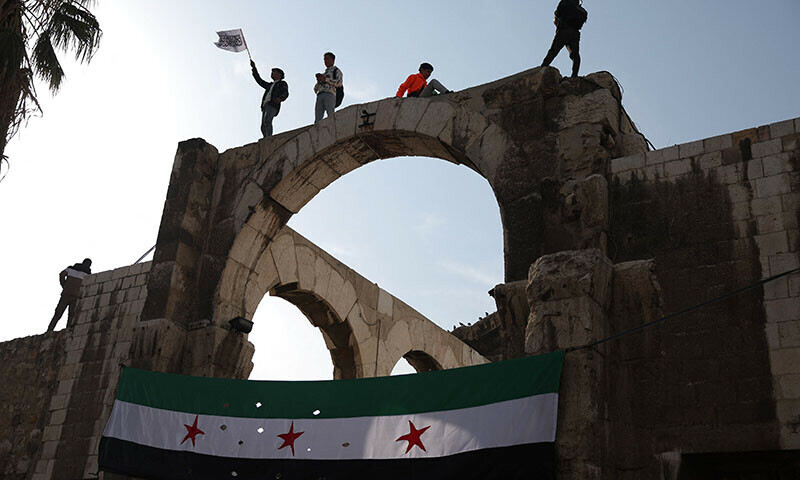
[396,420,431,454]
[181,415,205,447]
[277,421,304,456]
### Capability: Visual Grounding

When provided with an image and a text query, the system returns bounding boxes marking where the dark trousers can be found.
[542,27,581,77]
[261,104,278,137]
[48,293,78,331]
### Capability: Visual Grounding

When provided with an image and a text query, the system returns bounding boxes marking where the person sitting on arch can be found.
[396,62,453,98]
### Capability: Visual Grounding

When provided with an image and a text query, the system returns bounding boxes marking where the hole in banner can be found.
[342,442,350,447]
[257,427,264,434]
[256,402,262,408]
[313,409,320,416]
[238,440,244,445]
[231,472,238,478]
[220,425,227,431]
[307,447,312,452]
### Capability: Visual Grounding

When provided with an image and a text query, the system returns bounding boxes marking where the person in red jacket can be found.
[396,63,452,98]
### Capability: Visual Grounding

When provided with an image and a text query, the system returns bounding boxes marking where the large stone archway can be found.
[132,66,646,376]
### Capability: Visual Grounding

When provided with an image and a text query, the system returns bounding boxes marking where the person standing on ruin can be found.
[541,0,588,78]
[314,52,343,123]
[396,62,453,98]
[250,60,289,137]
[48,258,92,332]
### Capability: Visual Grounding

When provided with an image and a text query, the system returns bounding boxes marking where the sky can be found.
[1,1,799,380]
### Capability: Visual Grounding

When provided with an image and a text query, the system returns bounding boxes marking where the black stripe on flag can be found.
[99,437,556,480]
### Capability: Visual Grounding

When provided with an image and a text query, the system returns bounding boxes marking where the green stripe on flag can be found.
[117,350,564,419]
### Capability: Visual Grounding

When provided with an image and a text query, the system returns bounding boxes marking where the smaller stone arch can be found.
[403,351,443,373]
[378,310,482,377]
[214,227,488,379]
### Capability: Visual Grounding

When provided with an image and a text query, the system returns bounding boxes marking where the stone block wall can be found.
[0,333,66,478]
[31,263,149,479]
[607,116,800,473]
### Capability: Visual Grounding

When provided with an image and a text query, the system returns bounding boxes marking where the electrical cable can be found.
[566,266,800,353]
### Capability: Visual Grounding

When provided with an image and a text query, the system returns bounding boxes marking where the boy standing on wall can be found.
[250,60,289,137]
[541,0,588,78]
[314,52,343,122]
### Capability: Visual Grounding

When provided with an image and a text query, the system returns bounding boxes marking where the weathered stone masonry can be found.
[2,225,486,479]
[2,66,797,479]
[456,115,800,477]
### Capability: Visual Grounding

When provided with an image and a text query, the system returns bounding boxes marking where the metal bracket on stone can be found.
[359,109,376,131]
[788,415,800,434]
[189,319,212,330]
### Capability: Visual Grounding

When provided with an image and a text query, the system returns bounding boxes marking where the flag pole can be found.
[241,30,253,61]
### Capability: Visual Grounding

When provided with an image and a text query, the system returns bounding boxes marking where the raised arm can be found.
[250,60,271,89]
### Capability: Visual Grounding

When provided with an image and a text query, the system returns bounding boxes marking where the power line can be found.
[134,245,156,264]
[566,266,800,352]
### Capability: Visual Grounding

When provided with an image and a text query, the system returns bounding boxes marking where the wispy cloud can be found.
[411,213,444,240]
[436,260,502,286]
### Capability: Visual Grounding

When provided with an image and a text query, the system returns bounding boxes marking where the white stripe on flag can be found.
[65,268,88,279]
[103,393,558,460]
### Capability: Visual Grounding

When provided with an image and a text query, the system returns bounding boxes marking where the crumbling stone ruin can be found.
[0,66,798,479]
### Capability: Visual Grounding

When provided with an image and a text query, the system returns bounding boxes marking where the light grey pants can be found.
[315,92,336,123]
[261,104,278,137]
[420,79,449,98]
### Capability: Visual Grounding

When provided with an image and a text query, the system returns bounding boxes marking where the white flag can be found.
[214,29,246,53]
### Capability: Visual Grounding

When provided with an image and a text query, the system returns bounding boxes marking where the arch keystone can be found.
[395,98,430,132]
[295,245,317,291]
[334,105,360,142]
[313,255,333,299]
[416,100,455,138]
[310,116,337,152]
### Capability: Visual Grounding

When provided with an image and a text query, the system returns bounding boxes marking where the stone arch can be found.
[402,351,442,373]
[220,227,488,379]
[215,96,519,324]
[137,67,646,377]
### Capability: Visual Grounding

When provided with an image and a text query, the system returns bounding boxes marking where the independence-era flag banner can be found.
[214,29,247,53]
[99,350,564,480]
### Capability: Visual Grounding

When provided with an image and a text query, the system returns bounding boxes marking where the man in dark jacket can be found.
[250,60,289,137]
[541,0,586,78]
[48,258,92,331]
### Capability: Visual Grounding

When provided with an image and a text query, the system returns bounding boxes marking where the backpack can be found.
[558,1,588,30]
[335,85,344,107]
[574,4,588,29]
[332,66,344,107]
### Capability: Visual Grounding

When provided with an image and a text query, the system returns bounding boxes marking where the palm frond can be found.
[0,0,102,162]
[0,153,10,183]
[0,26,26,83]
[48,1,101,63]
[32,30,64,92]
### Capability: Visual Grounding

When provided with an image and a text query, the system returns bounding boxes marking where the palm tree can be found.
[0,0,101,179]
